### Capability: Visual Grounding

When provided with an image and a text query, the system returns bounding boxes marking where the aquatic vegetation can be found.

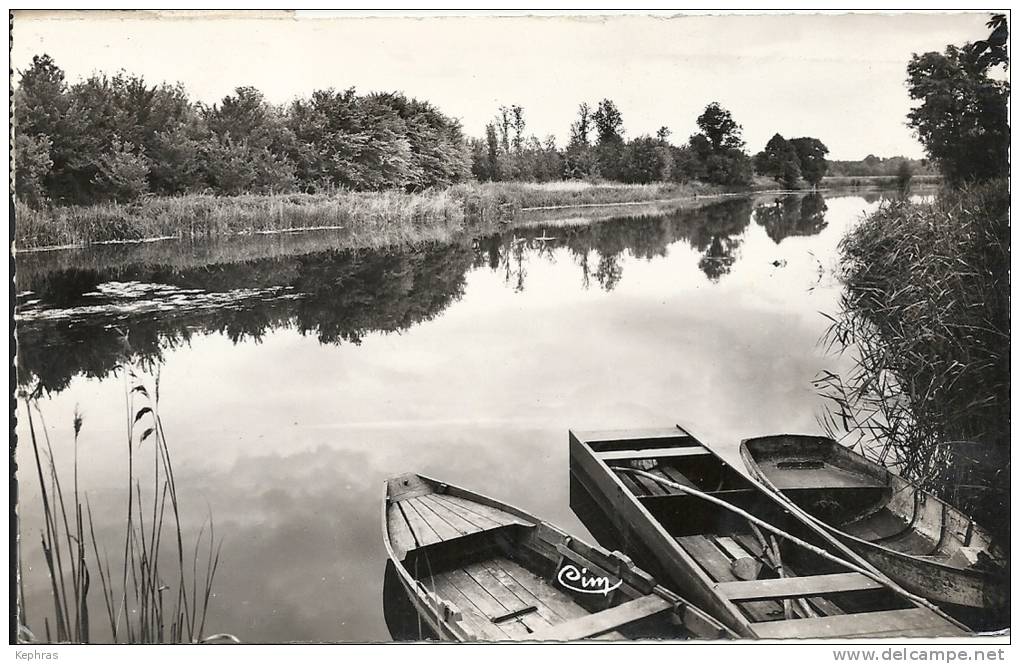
[14,182,748,250]
[814,180,1009,538]
[17,373,227,643]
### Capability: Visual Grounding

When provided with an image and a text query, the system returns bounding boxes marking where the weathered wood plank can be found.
[715,536,752,562]
[430,494,504,530]
[434,494,524,528]
[406,497,461,542]
[615,472,646,496]
[660,466,698,489]
[482,558,567,627]
[398,501,442,546]
[630,471,669,496]
[497,558,590,622]
[463,562,550,633]
[752,607,964,639]
[676,535,783,623]
[386,504,417,554]
[445,569,532,639]
[430,572,511,640]
[718,572,885,601]
[597,447,713,462]
[527,594,672,641]
[418,494,482,536]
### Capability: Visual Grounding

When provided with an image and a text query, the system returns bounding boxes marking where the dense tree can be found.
[620,136,670,184]
[564,103,596,179]
[13,55,472,206]
[790,137,829,187]
[91,139,150,202]
[14,134,53,207]
[696,102,745,151]
[592,99,624,145]
[755,133,802,188]
[906,16,1009,184]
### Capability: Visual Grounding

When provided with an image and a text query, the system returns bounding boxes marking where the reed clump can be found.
[18,371,228,643]
[16,182,740,250]
[815,180,1009,538]
[15,189,468,250]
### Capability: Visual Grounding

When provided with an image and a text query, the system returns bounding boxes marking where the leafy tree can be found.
[696,102,744,151]
[755,133,802,188]
[704,149,753,187]
[592,99,624,145]
[14,133,53,207]
[790,137,829,187]
[620,136,663,184]
[564,103,596,179]
[568,103,592,148]
[92,139,150,202]
[906,16,1009,183]
[592,99,625,180]
[971,13,1008,70]
[14,55,73,202]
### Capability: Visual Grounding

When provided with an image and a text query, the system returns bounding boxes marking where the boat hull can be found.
[570,426,971,639]
[740,435,1007,615]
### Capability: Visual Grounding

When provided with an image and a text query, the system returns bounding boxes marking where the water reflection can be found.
[754,193,828,244]
[16,196,797,394]
[15,190,892,642]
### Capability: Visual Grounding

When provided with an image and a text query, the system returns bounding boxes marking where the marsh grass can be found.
[814,181,1009,536]
[821,174,942,189]
[15,189,467,250]
[19,370,227,643]
[15,182,743,250]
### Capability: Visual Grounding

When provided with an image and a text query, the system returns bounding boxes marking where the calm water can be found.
[15,190,907,642]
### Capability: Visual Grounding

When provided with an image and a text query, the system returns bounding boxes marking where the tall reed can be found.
[814,181,1009,537]
[18,370,227,643]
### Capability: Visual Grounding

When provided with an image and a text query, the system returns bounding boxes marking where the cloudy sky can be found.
[12,10,993,160]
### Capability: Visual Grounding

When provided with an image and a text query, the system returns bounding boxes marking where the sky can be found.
[11,10,995,160]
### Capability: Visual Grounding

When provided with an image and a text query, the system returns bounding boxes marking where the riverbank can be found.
[14,180,753,251]
[816,179,1008,538]
[820,174,942,188]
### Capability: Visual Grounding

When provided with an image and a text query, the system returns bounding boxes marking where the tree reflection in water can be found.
[16,194,831,394]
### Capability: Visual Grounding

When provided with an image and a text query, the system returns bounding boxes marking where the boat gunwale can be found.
[739,435,1006,581]
[382,471,734,641]
[569,423,972,637]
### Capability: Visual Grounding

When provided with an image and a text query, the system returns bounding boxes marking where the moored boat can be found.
[740,434,1008,620]
[382,472,732,641]
[569,425,971,639]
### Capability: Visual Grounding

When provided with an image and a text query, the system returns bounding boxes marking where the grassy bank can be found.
[820,174,942,188]
[815,180,1009,537]
[15,181,748,250]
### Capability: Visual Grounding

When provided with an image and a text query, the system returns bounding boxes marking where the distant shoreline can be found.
[13,177,939,253]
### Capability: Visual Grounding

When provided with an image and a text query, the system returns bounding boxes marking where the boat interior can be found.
[385,474,724,641]
[581,431,944,635]
[742,435,999,564]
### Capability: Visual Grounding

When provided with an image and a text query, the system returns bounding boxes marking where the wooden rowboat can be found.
[382,472,732,641]
[740,434,1008,618]
[569,426,971,639]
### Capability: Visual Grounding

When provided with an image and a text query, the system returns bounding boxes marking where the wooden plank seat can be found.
[598,447,712,462]
[753,607,966,639]
[527,594,673,641]
[718,572,884,601]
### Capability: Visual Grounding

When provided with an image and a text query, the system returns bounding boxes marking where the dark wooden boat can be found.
[382,472,732,641]
[740,434,1008,616]
[569,425,971,639]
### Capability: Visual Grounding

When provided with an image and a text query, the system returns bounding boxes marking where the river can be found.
[14,189,911,642]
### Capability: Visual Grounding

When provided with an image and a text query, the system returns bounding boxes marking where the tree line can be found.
[470,99,832,189]
[14,55,473,207]
[15,54,833,208]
